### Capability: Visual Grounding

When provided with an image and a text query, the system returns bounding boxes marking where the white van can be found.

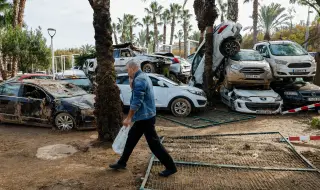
[253,41,316,81]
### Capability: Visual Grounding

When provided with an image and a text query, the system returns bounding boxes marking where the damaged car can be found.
[220,86,283,114]
[0,80,95,131]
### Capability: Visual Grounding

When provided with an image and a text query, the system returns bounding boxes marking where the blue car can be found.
[0,80,95,131]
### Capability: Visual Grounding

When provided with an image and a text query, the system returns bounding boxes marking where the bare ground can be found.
[0,110,320,190]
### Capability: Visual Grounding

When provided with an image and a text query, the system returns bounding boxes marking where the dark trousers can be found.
[118,117,176,170]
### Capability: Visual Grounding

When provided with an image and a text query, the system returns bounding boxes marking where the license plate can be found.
[308,97,320,101]
[256,110,273,114]
[245,75,260,79]
[293,69,307,72]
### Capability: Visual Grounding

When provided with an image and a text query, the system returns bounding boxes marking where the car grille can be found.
[288,63,311,68]
[245,102,280,111]
[300,91,320,97]
[240,68,265,75]
[288,72,310,75]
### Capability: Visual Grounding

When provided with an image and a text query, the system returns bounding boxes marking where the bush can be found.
[311,117,320,129]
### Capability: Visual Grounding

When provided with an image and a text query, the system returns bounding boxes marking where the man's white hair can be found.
[126,59,140,69]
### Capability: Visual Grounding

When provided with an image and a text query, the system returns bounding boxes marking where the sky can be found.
[23,0,318,49]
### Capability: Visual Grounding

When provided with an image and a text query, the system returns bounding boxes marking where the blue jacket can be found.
[130,70,156,122]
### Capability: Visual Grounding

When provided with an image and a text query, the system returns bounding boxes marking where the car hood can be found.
[234,88,278,98]
[61,94,95,109]
[283,81,320,91]
[177,85,203,92]
[272,54,313,62]
[237,60,269,67]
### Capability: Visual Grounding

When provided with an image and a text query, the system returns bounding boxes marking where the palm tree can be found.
[17,0,25,27]
[80,44,95,54]
[175,30,184,57]
[190,31,201,41]
[125,14,142,42]
[145,1,163,52]
[12,0,19,27]
[169,3,182,46]
[287,7,296,32]
[181,9,192,58]
[193,0,206,44]
[244,0,259,45]
[227,0,239,22]
[88,0,122,142]
[142,15,152,48]
[112,23,118,45]
[117,15,129,43]
[161,9,171,50]
[258,3,290,40]
[136,30,147,47]
[218,0,227,22]
[0,0,10,27]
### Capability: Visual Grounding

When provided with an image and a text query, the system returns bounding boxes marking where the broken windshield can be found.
[269,43,308,56]
[231,51,264,61]
[41,83,88,98]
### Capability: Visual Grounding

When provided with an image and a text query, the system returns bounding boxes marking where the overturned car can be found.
[0,80,95,130]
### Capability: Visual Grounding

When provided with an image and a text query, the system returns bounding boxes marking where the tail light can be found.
[172,57,180,64]
[218,25,228,34]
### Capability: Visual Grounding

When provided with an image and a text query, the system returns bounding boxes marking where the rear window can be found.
[231,51,264,61]
[269,43,308,56]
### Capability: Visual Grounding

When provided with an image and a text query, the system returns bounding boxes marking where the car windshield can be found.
[269,43,308,56]
[6,76,20,82]
[231,51,264,61]
[61,79,92,91]
[158,76,179,86]
[41,83,88,98]
[179,58,190,66]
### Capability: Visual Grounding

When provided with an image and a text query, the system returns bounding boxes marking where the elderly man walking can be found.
[109,60,177,177]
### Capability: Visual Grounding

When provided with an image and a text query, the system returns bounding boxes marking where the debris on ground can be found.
[36,144,78,160]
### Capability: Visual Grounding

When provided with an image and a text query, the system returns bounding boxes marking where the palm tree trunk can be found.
[18,0,26,27]
[11,56,18,77]
[153,15,158,52]
[252,0,258,45]
[113,30,118,45]
[183,22,188,58]
[146,25,150,48]
[179,39,181,56]
[0,53,7,81]
[130,26,133,42]
[227,0,238,22]
[13,0,20,27]
[163,24,166,51]
[264,31,271,41]
[170,17,175,45]
[88,0,122,142]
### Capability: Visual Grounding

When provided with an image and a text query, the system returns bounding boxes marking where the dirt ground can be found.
[1,110,320,190]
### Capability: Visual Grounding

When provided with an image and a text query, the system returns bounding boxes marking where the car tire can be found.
[169,73,178,82]
[55,113,75,131]
[142,63,156,73]
[170,98,192,117]
[220,40,240,57]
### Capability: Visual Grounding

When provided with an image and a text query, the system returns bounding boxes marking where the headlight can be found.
[236,95,251,102]
[264,66,271,71]
[284,91,298,96]
[275,95,282,101]
[230,64,242,70]
[187,89,205,97]
[275,59,288,65]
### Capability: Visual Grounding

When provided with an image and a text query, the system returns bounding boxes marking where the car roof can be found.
[256,40,295,45]
[239,49,258,52]
[117,72,160,77]
[20,74,50,77]
[19,79,68,85]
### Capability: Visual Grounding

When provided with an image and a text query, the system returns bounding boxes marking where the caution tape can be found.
[281,103,320,115]
[278,135,320,142]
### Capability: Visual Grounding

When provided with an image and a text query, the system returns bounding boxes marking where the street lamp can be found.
[48,28,56,79]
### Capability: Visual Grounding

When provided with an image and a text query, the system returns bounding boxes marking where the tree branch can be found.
[301,35,320,46]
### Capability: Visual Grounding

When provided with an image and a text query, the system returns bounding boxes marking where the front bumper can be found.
[77,109,96,129]
[273,66,316,77]
[233,99,282,114]
[191,95,207,108]
[226,68,272,85]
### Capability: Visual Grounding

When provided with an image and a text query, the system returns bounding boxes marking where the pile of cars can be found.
[189,21,318,115]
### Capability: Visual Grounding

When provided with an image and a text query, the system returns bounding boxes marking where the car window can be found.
[22,85,47,99]
[269,43,308,56]
[0,83,21,96]
[30,76,53,80]
[113,49,120,58]
[120,49,131,57]
[230,51,264,61]
[192,45,205,74]
[116,76,129,85]
[149,77,160,87]
[61,79,93,92]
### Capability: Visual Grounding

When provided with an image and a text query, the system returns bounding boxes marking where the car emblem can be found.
[311,92,317,97]
[260,97,267,101]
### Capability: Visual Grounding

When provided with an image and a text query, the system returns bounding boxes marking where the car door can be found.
[149,76,168,107]
[119,48,132,67]
[19,84,51,125]
[116,75,132,106]
[0,83,22,122]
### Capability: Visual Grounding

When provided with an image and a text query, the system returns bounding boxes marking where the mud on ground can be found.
[0,111,320,189]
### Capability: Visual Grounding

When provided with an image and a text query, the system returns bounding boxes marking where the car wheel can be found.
[170,98,192,117]
[55,113,75,131]
[220,40,240,57]
[142,63,156,73]
[169,74,178,82]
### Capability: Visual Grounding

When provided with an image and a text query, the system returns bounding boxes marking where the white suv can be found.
[116,73,207,117]
[253,41,316,81]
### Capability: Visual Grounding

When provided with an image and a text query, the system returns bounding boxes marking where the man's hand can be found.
[122,117,132,127]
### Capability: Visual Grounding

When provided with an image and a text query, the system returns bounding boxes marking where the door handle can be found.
[120,58,124,60]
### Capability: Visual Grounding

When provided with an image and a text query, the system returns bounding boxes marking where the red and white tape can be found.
[281,103,320,114]
[278,135,320,142]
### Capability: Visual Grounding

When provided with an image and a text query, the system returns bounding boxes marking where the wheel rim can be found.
[225,41,239,56]
[56,114,74,131]
[174,101,188,115]
[143,65,152,73]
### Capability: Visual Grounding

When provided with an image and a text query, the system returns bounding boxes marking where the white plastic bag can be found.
[112,126,131,155]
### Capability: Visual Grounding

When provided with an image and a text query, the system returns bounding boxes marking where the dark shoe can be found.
[158,168,177,177]
[109,163,126,170]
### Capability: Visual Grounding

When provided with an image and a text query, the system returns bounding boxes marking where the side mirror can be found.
[157,81,165,87]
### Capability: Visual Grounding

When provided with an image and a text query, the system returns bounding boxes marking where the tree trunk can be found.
[163,24,166,51]
[88,0,122,142]
[18,0,26,27]
[11,56,18,77]
[146,25,150,48]
[199,30,205,44]
[183,22,188,58]
[130,26,133,42]
[252,0,258,45]
[153,15,158,52]
[0,54,7,81]
[264,31,271,41]
[227,0,238,22]
[13,0,20,27]
[179,39,181,56]
[113,29,118,45]
[170,16,175,45]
